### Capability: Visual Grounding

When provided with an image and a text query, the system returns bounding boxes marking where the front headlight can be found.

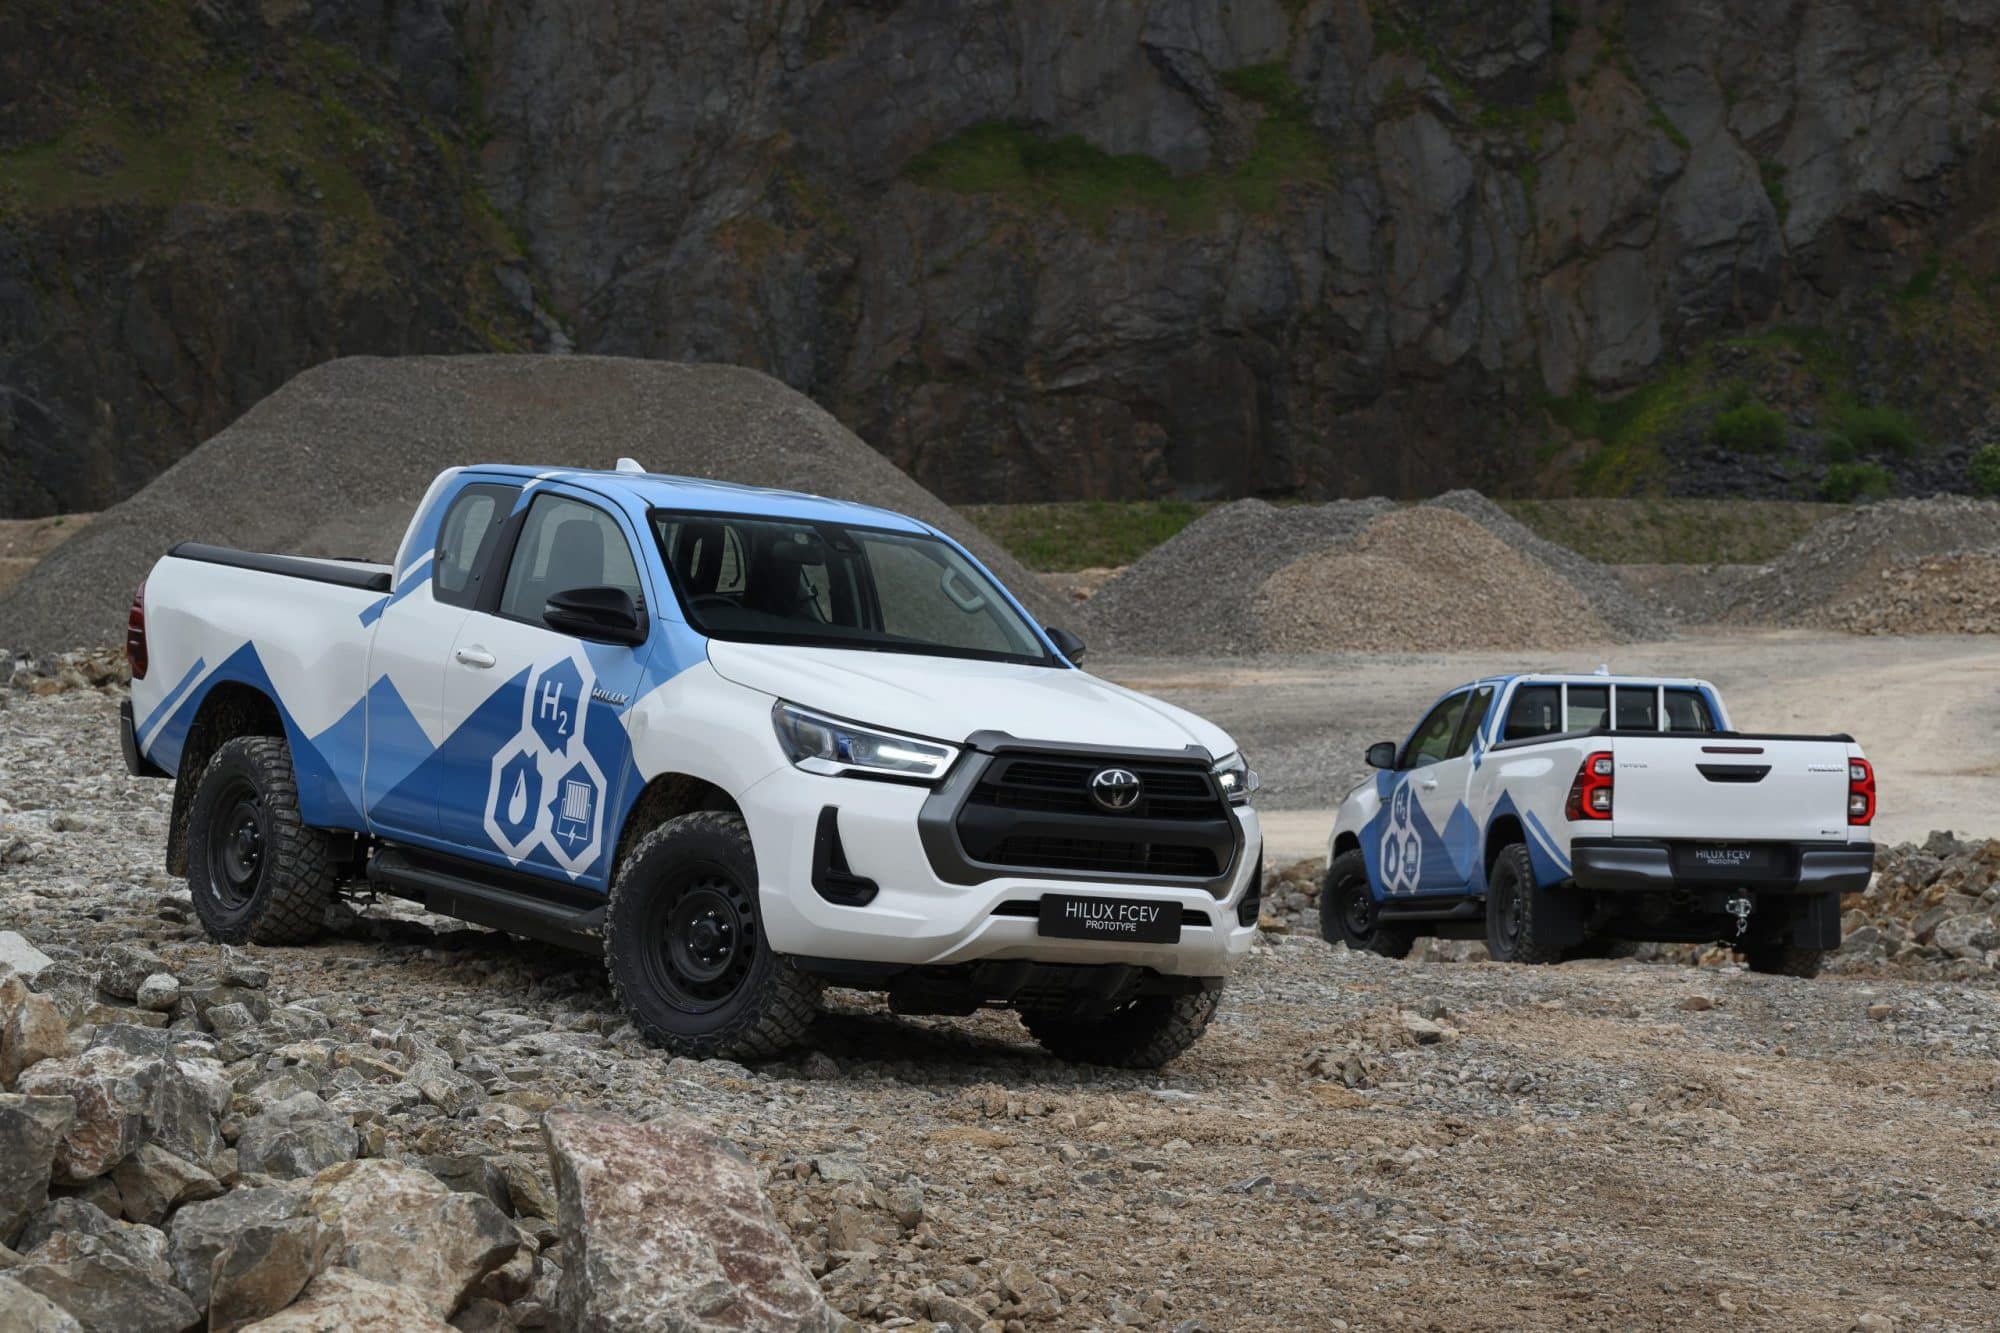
[1212,751,1258,805]
[772,701,958,783]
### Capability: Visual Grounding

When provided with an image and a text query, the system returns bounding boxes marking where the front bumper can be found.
[1571,838,1875,896]
[741,764,1262,979]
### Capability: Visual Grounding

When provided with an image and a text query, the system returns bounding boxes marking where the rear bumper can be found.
[1571,838,1875,896]
[119,700,167,779]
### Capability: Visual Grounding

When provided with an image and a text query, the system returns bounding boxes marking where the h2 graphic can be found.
[485,651,608,877]
[1378,775,1424,895]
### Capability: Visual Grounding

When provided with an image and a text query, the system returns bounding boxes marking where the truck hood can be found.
[704,641,1237,758]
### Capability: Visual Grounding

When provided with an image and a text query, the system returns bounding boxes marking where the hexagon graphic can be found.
[530,657,585,755]
[488,746,543,856]
[543,752,608,876]
[1379,777,1423,895]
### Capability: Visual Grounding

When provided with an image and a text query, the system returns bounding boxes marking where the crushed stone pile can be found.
[1254,508,1612,653]
[0,356,1058,653]
[1803,547,2000,635]
[1077,497,1393,655]
[1723,496,2000,628]
[1082,493,1662,657]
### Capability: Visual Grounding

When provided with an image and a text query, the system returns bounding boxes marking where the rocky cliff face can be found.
[5,0,1999,516]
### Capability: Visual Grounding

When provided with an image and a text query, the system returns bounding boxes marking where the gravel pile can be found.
[1253,507,1612,652]
[7,688,2000,1328]
[1077,498,1392,655]
[1803,547,2000,635]
[0,356,1057,653]
[1723,495,2000,627]
[1082,493,1665,657]
[1424,490,1668,640]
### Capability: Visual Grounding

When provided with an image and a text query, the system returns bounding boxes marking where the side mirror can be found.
[545,586,647,647]
[1046,625,1087,663]
[1365,741,1398,770]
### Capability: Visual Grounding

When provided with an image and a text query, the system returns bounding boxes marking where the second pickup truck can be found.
[1322,671,1875,975]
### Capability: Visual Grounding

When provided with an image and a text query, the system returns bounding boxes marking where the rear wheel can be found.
[1021,989,1221,1069]
[186,736,338,945]
[1319,850,1414,959]
[605,811,820,1060]
[1484,843,1566,965]
[1743,940,1825,978]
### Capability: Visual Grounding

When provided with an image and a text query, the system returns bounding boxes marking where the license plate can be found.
[1037,895,1180,944]
[1675,843,1784,880]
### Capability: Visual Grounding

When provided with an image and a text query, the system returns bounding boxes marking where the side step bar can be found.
[1378,897,1483,923]
[369,848,606,954]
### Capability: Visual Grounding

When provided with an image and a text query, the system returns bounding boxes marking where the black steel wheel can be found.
[1319,849,1414,958]
[186,735,338,945]
[606,810,821,1060]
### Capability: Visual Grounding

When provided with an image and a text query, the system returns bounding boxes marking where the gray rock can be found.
[235,1093,359,1180]
[0,1275,84,1332]
[0,936,55,987]
[110,1145,223,1226]
[0,992,67,1087]
[0,1096,73,1245]
[92,945,165,1003]
[229,1267,456,1331]
[133,975,179,1015]
[544,1108,841,1332]
[167,1186,314,1312]
[306,1158,519,1317]
[207,1214,337,1333]
[15,1048,155,1183]
[12,1204,197,1333]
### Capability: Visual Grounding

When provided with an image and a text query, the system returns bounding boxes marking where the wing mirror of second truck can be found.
[1046,625,1087,663]
[544,586,648,647]
[1365,741,1398,770]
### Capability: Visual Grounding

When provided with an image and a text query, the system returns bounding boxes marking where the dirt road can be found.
[1103,630,2000,861]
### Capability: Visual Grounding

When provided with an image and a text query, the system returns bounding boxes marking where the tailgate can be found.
[1610,736,1854,842]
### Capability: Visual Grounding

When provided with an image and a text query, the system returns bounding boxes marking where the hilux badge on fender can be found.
[1089,767,1143,811]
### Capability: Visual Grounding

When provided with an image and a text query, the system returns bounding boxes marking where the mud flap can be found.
[1544,882,1591,952]
[1788,891,1843,950]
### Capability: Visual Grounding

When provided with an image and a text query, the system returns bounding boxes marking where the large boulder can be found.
[111,1144,223,1226]
[15,1042,228,1182]
[0,992,67,1087]
[167,1186,321,1314]
[305,1158,518,1318]
[235,1268,456,1332]
[235,1094,359,1180]
[10,1201,198,1333]
[0,1096,73,1245]
[543,1108,842,1332]
[0,1276,84,1332]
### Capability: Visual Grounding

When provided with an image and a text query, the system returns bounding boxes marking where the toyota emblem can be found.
[1089,767,1143,812]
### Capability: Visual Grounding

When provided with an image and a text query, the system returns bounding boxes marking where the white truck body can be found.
[122,465,1261,1062]
[1325,672,1874,963]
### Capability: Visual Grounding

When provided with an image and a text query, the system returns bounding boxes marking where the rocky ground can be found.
[4,681,1999,1329]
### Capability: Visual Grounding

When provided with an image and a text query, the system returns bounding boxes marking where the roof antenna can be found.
[615,457,646,474]
[1593,663,1610,676]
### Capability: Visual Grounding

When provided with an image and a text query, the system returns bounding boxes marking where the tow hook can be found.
[1726,895,1754,938]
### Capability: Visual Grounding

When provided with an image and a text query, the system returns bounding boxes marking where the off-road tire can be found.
[605,811,821,1060]
[1319,850,1415,959]
[1484,842,1566,965]
[1743,940,1825,978]
[186,735,338,945]
[1021,988,1222,1069]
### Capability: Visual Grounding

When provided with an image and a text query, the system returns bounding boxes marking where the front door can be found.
[435,488,654,890]
[1380,685,1493,897]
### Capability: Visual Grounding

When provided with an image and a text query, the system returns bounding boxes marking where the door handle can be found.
[454,647,496,669]
[1418,778,1439,791]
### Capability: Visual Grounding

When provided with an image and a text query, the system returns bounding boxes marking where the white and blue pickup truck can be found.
[1321,672,1875,976]
[119,462,1262,1065]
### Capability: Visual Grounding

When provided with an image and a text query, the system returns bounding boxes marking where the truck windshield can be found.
[650,512,1054,665]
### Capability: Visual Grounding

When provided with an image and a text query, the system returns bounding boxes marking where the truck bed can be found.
[168,542,393,593]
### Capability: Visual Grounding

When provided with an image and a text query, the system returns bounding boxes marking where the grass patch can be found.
[958,501,1215,571]
[1834,404,1922,456]
[1546,366,1701,493]
[1819,461,1895,503]
[1710,401,1786,453]
[905,68,1337,228]
[1971,444,2000,496]
[1898,254,1942,306]
[1760,161,1789,224]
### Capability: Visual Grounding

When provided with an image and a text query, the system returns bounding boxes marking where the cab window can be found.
[432,483,520,608]
[1664,688,1717,733]
[1502,685,1561,742]
[1566,685,1609,731]
[1614,685,1659,732]
[498,494,644,627]
[1402,692,1470,769]
[1448,685,1495,758]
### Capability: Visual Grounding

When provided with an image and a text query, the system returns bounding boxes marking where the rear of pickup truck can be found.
[1555,731,1875,971]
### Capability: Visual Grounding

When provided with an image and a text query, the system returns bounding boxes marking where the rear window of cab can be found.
[1502,683,1714,741]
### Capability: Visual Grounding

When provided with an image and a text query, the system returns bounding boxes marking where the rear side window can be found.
[1448,685,1495,758]
[1614,685,1658,731]
[1566,685,1609,731]
[1502,685,1561,742]
[433,483,520,608]
[1664,688,1717,733]
[499,494,644,626]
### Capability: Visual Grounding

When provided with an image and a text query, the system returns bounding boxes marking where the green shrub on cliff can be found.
[1970,444,2000,496]
[1710,402,1785,453]
[1820,461,1895,503]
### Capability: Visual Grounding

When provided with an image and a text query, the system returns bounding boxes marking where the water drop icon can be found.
[506,772,528,823]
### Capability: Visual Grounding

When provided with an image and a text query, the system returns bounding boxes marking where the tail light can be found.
[1565,750,1614,821]
[125,581,148,680]
[1847,757,1875,826]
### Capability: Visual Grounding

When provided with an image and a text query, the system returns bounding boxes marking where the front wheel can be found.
[605,811,821,1060]
[1022,989,1221,1069]
[186,735,338,945]
[1484,843,1567,965]
[1318,850,1414,959]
